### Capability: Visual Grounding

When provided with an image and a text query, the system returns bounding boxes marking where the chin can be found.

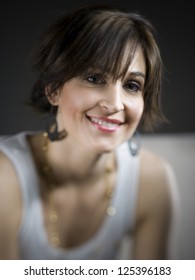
[90,142,121,154]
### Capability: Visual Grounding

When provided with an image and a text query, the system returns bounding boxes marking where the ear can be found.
[45,86,60,106]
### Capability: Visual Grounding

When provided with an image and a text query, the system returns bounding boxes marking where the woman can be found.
[0,5,177,259]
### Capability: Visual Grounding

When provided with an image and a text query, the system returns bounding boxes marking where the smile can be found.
[87,115,123,132]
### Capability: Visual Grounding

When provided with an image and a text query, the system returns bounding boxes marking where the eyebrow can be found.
[126,71,146,80]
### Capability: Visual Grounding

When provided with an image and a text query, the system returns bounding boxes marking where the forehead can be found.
[125,45,146,76]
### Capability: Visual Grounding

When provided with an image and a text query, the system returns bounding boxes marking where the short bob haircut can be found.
[29,5,165,131]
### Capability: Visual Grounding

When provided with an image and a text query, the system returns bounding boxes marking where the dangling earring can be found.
[128,130,140,156]
[46,106,67,141]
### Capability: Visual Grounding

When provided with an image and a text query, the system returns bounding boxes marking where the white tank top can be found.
[0,131,140,259]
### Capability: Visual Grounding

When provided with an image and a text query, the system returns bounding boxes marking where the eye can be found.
[123,80,142,93]
[86,74,106,85]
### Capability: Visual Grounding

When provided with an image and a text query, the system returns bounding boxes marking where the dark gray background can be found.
[0,0,194,135]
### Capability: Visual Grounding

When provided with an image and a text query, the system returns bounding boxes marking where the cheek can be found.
[59,93,81,115]
[59,88,99,116]
[59,90,94,124]
[126,97,144,121]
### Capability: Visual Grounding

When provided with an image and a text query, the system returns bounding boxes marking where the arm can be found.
[0,152,22,259]
[132,149,179,260]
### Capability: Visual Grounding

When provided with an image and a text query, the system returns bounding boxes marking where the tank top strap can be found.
[115,141,140,233]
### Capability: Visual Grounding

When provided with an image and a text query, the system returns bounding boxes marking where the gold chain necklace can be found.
[41,131,116,247]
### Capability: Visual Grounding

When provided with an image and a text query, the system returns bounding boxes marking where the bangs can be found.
[75,36,138,81]
[51,11,139,83]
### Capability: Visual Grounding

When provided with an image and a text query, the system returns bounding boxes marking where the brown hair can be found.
[29,5,165,131]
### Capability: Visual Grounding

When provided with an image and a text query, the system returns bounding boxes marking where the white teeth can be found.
[90,117,118,127]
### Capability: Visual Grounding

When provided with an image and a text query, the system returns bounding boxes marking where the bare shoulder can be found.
[0,150,22,258]
[140,147,177,188]
[138,148,178,221]
[0,150,22,225]
[132,148,178,259]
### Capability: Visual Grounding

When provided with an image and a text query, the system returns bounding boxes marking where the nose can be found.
[99,84,124,113]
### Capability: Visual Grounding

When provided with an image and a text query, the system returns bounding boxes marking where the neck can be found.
[43,133,114,183]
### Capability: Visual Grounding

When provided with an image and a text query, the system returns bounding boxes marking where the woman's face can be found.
[54,46,146,153]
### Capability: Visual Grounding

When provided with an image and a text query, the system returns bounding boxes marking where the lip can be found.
[86,115,123,132]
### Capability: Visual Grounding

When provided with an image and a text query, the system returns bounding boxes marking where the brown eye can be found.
[86,74,106,85]
[123,81,141,93]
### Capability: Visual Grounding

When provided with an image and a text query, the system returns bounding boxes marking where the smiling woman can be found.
[29,6,163,132]
[0,4,177,260]
[48,46,145,153]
